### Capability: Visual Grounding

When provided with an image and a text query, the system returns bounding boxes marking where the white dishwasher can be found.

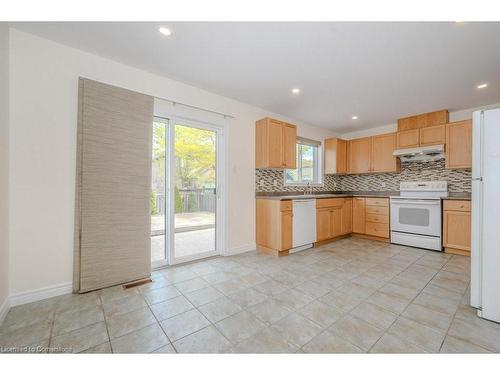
[292,199,317,252]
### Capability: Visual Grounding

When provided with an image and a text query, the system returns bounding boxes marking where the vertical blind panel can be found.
[75,78,153,292]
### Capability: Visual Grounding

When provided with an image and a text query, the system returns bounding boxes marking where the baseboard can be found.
[0,296,10,325]
[9,282,73,307]
[226,243,256,256]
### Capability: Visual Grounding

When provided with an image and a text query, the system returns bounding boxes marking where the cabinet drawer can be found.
[366,205,389,216]
[316,198,344,209]
[280,201,292,211]
[366,213,389,224]
[443,200,471,212]
[365,222,389,238]
[365,197,389,207]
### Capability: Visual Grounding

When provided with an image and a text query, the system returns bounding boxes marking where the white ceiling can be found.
[12,22,500,132]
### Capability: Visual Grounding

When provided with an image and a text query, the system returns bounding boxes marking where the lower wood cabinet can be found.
[443,200,471,256]
[256,199,293,255]
[352,197,390,239]
[316,198,351,242]
[352,198,366,234]
[342,198,353,235]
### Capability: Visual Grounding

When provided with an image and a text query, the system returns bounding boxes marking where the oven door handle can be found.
[391,200,441,205]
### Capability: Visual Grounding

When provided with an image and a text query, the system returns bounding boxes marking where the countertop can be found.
[255,191,471,201]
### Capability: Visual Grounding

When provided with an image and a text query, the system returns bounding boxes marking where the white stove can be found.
[390,181,448,251]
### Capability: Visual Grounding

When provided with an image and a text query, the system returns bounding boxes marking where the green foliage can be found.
[150,190,158,215]
[175,186,183,213]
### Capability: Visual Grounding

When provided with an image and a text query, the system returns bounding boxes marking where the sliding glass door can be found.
[171,122,218,263]
[151,116,223,267]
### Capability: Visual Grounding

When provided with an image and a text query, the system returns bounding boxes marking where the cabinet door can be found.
[331,206,343,238]
[443,210,471,252]
[316,208,331,241]
[371,133,399,173]
[280,211,293,251]
[337,139,348,174]
[352,198,366,234]
[341,199,353,235]
[267,119,284,168]
[446,120,472,169]
[282,123,297,168]
[349,137,371,173]
[396,129,420,148]
[420,124,445,146]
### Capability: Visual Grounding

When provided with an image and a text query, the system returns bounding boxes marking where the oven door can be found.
[390,198,441,237]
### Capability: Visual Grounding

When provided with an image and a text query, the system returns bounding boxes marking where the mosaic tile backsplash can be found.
[256,159,471,193]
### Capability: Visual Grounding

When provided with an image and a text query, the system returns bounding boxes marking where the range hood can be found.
[392,144,445,162]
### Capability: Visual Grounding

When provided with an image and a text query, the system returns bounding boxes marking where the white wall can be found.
[0,24,10,320]
[8,29,337,298]
[340,102,500,139]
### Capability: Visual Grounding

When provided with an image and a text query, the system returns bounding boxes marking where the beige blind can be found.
[74,78,153,293]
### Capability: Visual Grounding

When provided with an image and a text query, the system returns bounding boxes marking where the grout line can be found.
[99,293,114,354]
[366,253,456,353]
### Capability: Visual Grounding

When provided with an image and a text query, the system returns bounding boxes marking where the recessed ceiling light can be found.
[477,83,488,89]
[291,88,300,94]
[159,27,172,36]
[352,116,358,120]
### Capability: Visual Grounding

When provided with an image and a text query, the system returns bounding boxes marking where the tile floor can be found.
[1,237,499,354]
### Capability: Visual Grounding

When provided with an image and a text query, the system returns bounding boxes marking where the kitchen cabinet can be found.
[349,137,371,174]
[344,133,399,174]
[397,124,446,149]
[316,208,332,242]
[396,110,449,149]
[352,198,366,234]
[256,199,293,255]
[255,117,297,169]
[315,198,348,242]
[396,129,420,149]
[443,200,471,256]
[341,198,353,235]
[420,124,446,146]
[324,138,348,174]
[446,119,472,169]
[371,133,400,173]
[352,197,389,239]
[397,109,449,131]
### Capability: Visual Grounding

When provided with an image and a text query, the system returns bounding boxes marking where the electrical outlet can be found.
[381,182,386,188]
[273,180,278,187]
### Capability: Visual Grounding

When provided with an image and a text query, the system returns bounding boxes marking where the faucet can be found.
[303,182,313,195]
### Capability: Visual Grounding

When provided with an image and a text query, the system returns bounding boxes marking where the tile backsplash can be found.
[256,159,471,193]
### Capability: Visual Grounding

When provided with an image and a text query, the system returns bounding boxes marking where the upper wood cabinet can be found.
[324,138,348,174]
[397,123,446,149]
[396,110,448,149]
[396,129,420,149]
[371,133,400,173]
[255,118,297,169]
[349,137,371,174]
[397,109,449,130]
[346,133,399,174]
[420,124,446,146]
[446,119,472,169]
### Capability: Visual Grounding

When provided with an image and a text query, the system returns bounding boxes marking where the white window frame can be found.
[283,138,324,186]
